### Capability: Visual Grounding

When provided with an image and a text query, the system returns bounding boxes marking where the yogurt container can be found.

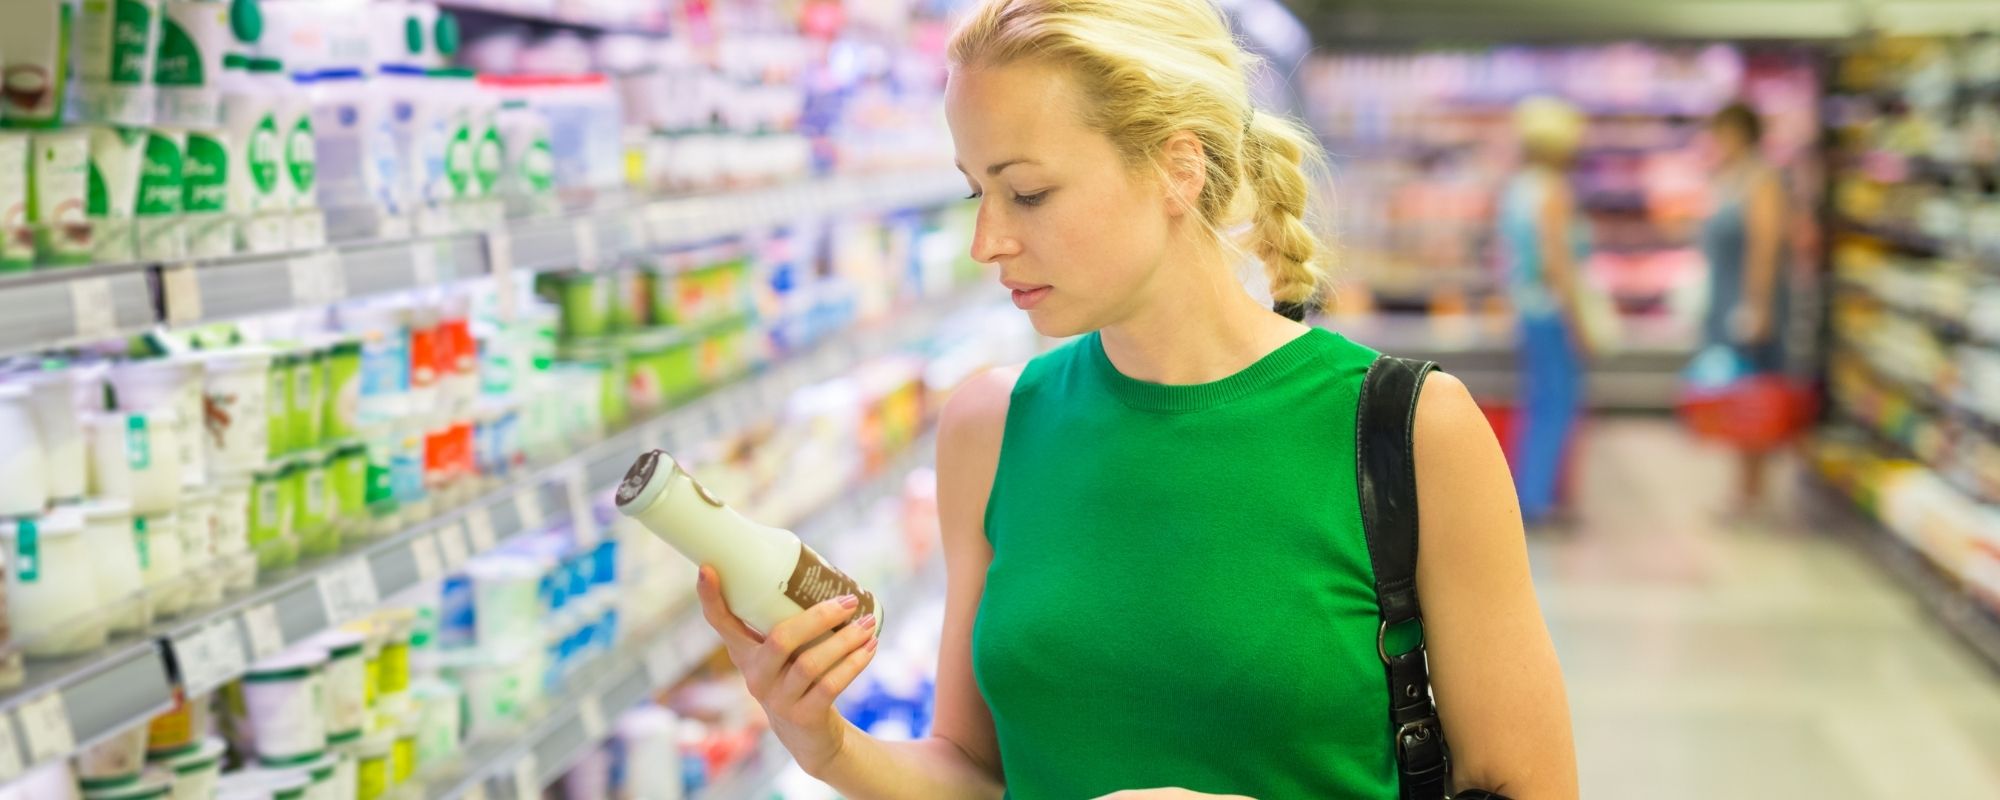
[77,0,161,125]
[235,647,329,761]
[2,509,109,657]
[292,452,335,559]
[88,408,186,515]
[30,130,93,265]
[135,513,189,617]
[152,737,225,800]
[87,126,146,264]
[75,721,151,788]
[179,127,232,257]
[133,128,187,261]
[0,133,34,270]
[249,463,293,572]
[256,752,337,800]
[214,767,310,800]
[221,55,286,252]
[0,383,51,517]
[109,358,208,483]
[176,488,221,609]
[211,475,255,590]
[144,688,204,757]
[198,347,273,476]
[27,369,88,502]
[0,0,74,127]
[79,768,172,800]
[342,733,390,800]
[305,630,367,738]
[78,499,152,633]
[154,0,234,127]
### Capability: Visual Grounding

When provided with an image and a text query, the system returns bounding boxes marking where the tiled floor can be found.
[1542,419,2000,799]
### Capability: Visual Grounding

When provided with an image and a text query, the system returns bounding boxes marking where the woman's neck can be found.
[1095,238,1308,386]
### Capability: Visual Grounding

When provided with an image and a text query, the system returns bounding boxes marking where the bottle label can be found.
[783,545,877,628]
[182,132,228,214]
[248,115,281,198]
[134,517,150,569]
[137,131,184,216]
[15,519,38,582]
[287,115,317,195]
[614,449,664,509]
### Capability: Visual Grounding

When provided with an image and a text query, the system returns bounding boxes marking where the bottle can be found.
[614,449,880,636]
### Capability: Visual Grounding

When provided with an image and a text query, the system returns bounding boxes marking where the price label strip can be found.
[512,753,541,800]
[487,229,517,322]
[577,695,608,741]
[171,618,250,698]
[437,522,472,571]
[242,603,286,660]
[15,692,73,766]
[565,468,600,548]
[515,490,547,534]
[411,240,441,286]
[411,533,445,583]
[574,218,601,272]
[462,783,489,800]
[0,713,23,782]
[465,506,500,553]
[160,262,204,324]
[69,276,119,340]
[317,559,381,626]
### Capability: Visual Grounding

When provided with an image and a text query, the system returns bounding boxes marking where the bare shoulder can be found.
[1412,371,1492,460]
[1410,371,1520,549]
[937,365,1024,499]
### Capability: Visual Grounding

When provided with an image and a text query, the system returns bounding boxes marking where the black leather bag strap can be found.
[1355,354,1452,800]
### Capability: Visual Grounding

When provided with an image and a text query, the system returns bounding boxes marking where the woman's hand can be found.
[695,565,881,776]
[1091,790,1255,800]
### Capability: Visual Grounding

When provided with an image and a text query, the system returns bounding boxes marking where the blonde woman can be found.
[695,2,1578,798]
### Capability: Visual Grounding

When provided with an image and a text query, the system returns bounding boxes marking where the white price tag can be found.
[487,229,517,322]
[317,559,381,625]
[69,276,118,340]
[574,218,601,271]
[288,252,323,305]
[242,603,286,660]
[412,534,445,583]
[437,523,472,570]
[465,505,499,552]
[321,250,348,300]
[16,692,73,765]
[514,490,547,534]
[512,754,541,800]
[171,619,250,698]
[462,784,489,800]
[161,262,204,324]
[577,695,607,740]
[0,713,23,781]
[565,468,600,547]
[411,240,441,286]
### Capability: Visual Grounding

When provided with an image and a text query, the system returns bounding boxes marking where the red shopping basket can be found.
[1676,375,1817,451]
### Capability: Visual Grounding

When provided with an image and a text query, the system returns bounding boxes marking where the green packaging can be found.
[134,127,185,260]
[31,129,93,265]
[0,133,34,271]
[290,347,324,451]
[249,462,294,571]
[330,442,367,530]
[322,341,361,442]
[180,127,231,257]
[537,272,610,339]
[267,352,294,457]
[294,451,335,558]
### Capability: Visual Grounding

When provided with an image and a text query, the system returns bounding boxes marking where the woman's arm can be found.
[1534,175,1588,348]
[1412,373,1579,798]
[808,367,1019,800]
[1737,169,1786,342]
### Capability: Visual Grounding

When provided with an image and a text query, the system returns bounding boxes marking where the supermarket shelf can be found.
[1324,313,1698,411]
[0,169,967,359]
[1808,471,2000,672]
[0,281,999,783]
[438,0,670,36]
[427,432,945,800]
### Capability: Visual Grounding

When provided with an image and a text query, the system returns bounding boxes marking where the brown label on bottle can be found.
[616,449,663,509]
[783,545,879,630]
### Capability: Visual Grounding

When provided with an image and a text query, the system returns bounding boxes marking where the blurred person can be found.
[1496,97,1591,527]
[692,1,1577,799]
[1700,102,1790,514]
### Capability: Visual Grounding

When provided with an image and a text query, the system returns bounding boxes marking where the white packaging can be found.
[467,554,544,658]
[212,475,255,590]
[2,509,110,658]
[615,706,685,800]
[198,347,273,475]
[75,721,150,786]
[179,127,233,256]
[134,127,187,261]
[27,370,88,502]
[308,68,405,220]
[176,488,219,609]
[157,737,226,800]
[0,0,74,126]
[88,408,187,514]
[222,56,286,252]
[136,512,190,616]
[110,359,207,482]
[78,498,153,634]
[31,130,94,265]
[78,0,163,124]
[238,648,329,761]
[78,768,172,800]
[282,72,322,246]
[0,383,51,517]
[304,630,367,738]
[154,0,232,126]
[87,127,146,263]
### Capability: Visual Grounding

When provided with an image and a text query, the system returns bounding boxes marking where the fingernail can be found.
[837,594,859,609]
[865,637,880,651]
[857,614,877,630]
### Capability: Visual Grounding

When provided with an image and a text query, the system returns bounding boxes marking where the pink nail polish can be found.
[837,594,859,609]
[857,614,877,630]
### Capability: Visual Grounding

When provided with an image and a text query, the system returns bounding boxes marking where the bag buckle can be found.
[1396,715,1446,767]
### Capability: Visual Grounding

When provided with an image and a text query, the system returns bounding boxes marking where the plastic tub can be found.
[88,408,186,515]
[79,768,172,800]
[212,476,256,591]
[75,721,150,788]
[257,751,338,800]
[197,348,274,477]
[467,555,543,658]
[152,737,225,800]
[136,513,189,618]
[26,369,87,502]
[293,452,336,559]
[237,648,329,761]
[108,358,208,482]
[343,733,391,800]
[306,630,367,739]
[78,499,151,634]
[214,767,310,800]
[3,509,109,656]
[249,463,295,572]
[176,488,221,609]
[0,383,51,517]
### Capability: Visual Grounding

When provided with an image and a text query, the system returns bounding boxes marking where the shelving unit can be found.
[0,169,965,359]
[437,0,671,36]
[0,266,995,783]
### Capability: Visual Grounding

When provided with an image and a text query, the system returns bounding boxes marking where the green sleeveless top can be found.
[972,328,1397,800]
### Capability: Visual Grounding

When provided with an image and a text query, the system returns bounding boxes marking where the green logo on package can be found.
[249,116,281,195]
[153,14,202,87]
[183,133,228,213]
[127,414,151,469]
[111,0,154,84]
[445,126,473,196]
[523,140,555,193]
[15,519,38,582]
[137,131,184,216]
[475,127,503,194]
[133,517,150,569]
[288,117,316,192]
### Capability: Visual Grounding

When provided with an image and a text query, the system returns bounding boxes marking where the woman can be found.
[1496,97,1591,528]
[1701,102,1789,514]
[695,1,1578,798]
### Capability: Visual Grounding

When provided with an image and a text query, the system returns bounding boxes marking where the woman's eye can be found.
[1014,191,1049,207]
[964,190,981,200]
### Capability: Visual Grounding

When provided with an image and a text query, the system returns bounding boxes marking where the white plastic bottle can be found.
[614,449,880,636]
[220,54,284,252]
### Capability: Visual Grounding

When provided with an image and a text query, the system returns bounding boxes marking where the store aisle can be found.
[1538,420,2000,799]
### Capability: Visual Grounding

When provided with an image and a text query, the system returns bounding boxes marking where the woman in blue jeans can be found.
[1497,97,1591,526]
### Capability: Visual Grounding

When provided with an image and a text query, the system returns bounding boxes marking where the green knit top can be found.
[972,328,1397,800]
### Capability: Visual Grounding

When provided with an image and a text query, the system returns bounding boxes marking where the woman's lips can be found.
[1010,285,1051,310]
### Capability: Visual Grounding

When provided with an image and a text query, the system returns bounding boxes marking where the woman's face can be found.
[945,61,1176,338]
[1710,122,1752,164]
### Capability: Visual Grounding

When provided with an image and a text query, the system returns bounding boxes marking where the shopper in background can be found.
[694,1,1578,799]
[1699,102,1791,514]
[1496,97,1592,528]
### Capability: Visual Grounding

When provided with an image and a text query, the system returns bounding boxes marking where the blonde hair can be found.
[1514,96,1586,162]
[948,0,1326,308]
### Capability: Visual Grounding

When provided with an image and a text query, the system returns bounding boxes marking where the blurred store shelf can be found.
[1326,313,1697,411]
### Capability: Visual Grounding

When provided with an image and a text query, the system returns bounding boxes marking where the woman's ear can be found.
[1159,130,1207,217]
